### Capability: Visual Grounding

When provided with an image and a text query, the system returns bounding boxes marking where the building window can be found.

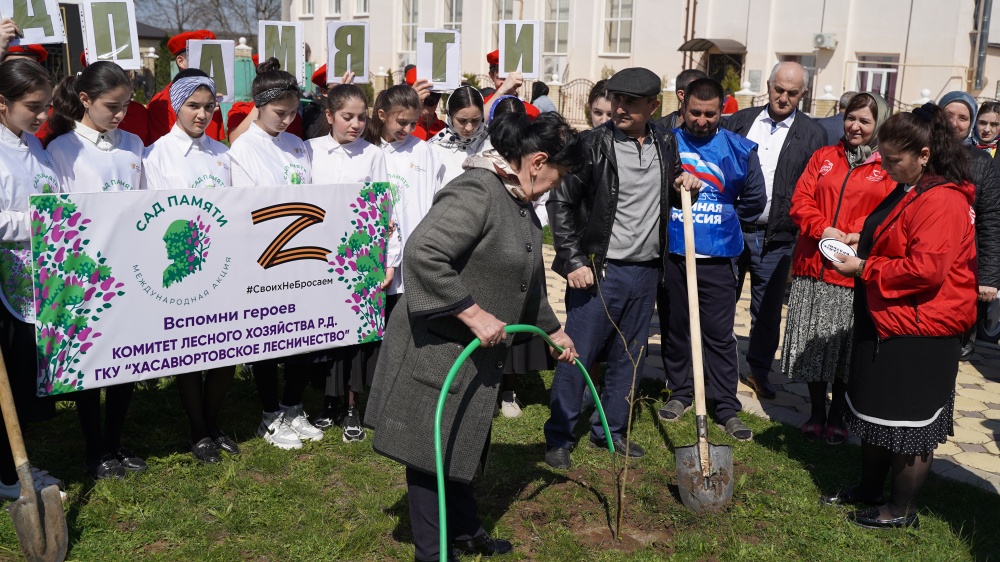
[356,0,369,15]
[603,0,632,54]
[444,0,462,32]
[544,0,569,54]
[302,0,314,16]
[779,54,817,113]
[401,0,419,55]
[327,0,340,16]
[492,0,515,49]
[856,54,900,106]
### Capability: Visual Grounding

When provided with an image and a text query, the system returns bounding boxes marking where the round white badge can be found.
[818,238,857,263]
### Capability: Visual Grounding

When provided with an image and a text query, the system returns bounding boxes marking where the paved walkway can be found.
[541,246,1000,494]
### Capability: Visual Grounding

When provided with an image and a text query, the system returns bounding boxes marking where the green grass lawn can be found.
[2,369,998,561]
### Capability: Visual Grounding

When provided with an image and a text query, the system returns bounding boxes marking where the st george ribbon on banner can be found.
[29,183,392,396]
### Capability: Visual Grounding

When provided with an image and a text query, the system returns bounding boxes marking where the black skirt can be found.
[0,303,55,422]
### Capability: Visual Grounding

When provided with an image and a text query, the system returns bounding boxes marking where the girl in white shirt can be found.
[228,57,321,451]
[0,58,66,500]
[228,58,311,188]
[428,85,488,186]
[44,60,146,480]
[306,84,394,443]
[141,69,237,464]
[363,85,444,302]
[45,61,143,193]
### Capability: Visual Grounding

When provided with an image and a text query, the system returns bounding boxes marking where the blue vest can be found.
[669,128,757,258]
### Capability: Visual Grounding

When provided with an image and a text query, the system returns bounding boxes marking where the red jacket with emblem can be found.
[861,175,978,339]
[790,143,897,288]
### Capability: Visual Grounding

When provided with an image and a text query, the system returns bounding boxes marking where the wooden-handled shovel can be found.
[674,189,735,513]
[0,350,68,562]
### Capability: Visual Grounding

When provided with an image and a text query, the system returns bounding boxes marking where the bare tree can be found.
[136,0,211,33]
[200,0,282,37]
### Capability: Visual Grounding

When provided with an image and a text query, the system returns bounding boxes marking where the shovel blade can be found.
[7,485,68,562]
[675,441,734,513]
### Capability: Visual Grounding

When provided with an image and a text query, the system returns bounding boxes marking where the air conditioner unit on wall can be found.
[813,33,838,50]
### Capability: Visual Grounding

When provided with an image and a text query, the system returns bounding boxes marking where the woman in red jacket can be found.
[826,104,976,529]
[783,93,895,444]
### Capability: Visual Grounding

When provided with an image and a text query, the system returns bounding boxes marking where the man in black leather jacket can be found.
[724,62,826,400]
[544,67,698,470]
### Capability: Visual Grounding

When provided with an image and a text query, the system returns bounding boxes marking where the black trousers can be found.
[736,235,794,379]
[406,467,484,561]
[663,255,742,422]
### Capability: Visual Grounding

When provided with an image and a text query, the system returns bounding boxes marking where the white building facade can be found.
[285,0,998,113]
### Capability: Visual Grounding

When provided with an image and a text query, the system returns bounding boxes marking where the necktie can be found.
[770,121,779,135]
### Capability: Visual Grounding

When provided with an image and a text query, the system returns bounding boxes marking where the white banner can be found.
[79,0,141,69]
[416,29,461,90]
[188,39,236,103]
[31,183,392,396]
[0,0,66,45]
[498,20,541,79]
[326,21,369,84]
[258,20,305,85]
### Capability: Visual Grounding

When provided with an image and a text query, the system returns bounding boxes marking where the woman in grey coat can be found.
[365,112,584,562]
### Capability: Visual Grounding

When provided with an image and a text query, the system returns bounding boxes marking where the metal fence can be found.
[559,78,596,128]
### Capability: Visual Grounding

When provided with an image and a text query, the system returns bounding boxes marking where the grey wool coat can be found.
[364,167,561,483]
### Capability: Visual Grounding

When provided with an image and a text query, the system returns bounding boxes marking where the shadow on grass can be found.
[753,421,1000,560]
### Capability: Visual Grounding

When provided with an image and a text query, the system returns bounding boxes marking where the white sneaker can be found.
[500,391,523,418]
[281,403,324,442]
[0,467,68,502]
[257,410,303,450]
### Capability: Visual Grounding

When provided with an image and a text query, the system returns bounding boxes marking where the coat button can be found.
[496,361,504,369]
[520,208,527,217]
[520,283,527,292]
[525,243,532,252]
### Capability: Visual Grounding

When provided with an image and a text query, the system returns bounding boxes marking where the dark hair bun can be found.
[257,57,281,74]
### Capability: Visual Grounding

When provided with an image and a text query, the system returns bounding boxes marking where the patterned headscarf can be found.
[170,76,216,114]
[429,86,488,152]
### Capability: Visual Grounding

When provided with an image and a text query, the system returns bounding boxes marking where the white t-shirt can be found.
[228,121,311,187]
[381,135,444,294]
[307,133,401,268]
[0,125,59,320]
[142,124,231,189]
[47,122,144,192]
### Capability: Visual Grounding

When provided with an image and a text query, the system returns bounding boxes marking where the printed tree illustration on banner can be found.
[162,216,211,288]
[32,195,124,395]
[329,183,392,343]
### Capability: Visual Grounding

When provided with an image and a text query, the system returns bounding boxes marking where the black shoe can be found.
[453,532,513,557]
[848,506,919,529]
[544,446,571,469]
[210,431,240,455]
[742,372,777,399]
[86,453,126,480]
[590,435,645,458]
[821,486,884,506]
[312,401,345,430]
[190,437,222,463]
[114,447,148,472]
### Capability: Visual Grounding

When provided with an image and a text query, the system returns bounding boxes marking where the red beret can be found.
[252,54,259,67]
[486,50,499,67]
[311,64,328,87]
[167,30,216,57]
[405,67,416,86]
[5,44,48,63]
[79,51,87,68]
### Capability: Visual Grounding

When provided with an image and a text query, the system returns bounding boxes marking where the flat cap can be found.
[606,67,661,97]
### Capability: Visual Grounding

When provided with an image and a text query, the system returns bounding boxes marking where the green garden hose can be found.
[433,324,615,561]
